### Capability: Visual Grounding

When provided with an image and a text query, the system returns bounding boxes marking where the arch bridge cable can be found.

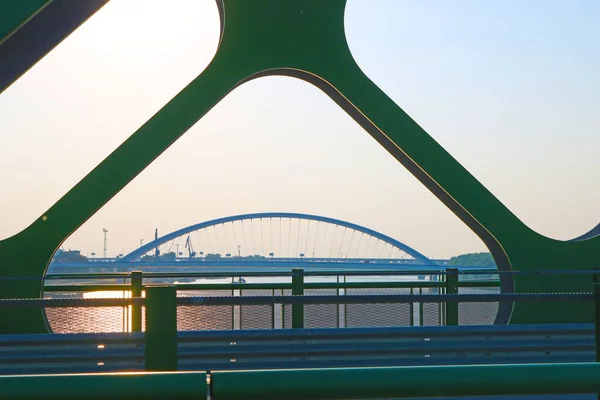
[121,212,435,265]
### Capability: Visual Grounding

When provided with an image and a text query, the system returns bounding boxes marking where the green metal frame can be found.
[0,0,599,333]
[131,271,142,332]
[445,268,459,326]
[291,268,304,329]
[145,286,177,371]
[0,1,50,42]
[2,363,600,399]
[0,371,207,400]
[210,363,600,400]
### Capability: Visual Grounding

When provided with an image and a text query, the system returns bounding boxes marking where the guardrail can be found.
[0,371,207,400]
[0,287,600,399]
[1,363,600,400]
[1,273,598,399]
[1,288,597,373]
[209,362,600,399]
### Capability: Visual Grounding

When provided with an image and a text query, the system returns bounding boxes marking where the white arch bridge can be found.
[51,213,442,272]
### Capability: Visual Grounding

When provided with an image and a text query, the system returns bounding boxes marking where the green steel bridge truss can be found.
[0,0,598,333]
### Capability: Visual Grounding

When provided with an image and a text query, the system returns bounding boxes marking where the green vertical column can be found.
[409,287,415,326]
[445,268,459,326]
[336,275,340,328]
[292,269,304,329]
[343,275,348,328]
[419,287,424,326]
[145,285,177,371]
[131,271,142,333]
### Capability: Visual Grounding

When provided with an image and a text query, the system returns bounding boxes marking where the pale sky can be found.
[0,0,598,259]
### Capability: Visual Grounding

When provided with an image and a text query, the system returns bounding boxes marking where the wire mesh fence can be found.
[458,286,500,326]
[177,289,233,331]
[39,272,505,333]
[44,291,134,334]
[345,288,413,328]
[240,289,276,330]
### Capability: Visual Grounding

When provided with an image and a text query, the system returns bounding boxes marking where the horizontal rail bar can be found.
[177,339,594,360]
[2,268,598,283]
[3,339,591,365]
[185,354,595,373]
[0,365,142,376]
[303,281,446,289]
[0,298,142,308]
[177,293,593,306]
[0,323,590,346]
[456,281,500,287]
[43,269,598,277]
[177,323,594,342]
[0,371,206,400]
[210,362,600,399]
[0,332,143,345]
[173,283,291,290]
[0,292,591,309]
[43,285,131,292]
[43,280,496,292]
[0,350,144,364]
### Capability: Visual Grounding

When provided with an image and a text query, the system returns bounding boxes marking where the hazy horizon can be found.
[0,0,598,260]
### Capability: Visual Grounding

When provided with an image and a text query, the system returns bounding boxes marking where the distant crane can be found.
[185,235,196,258]
[154,229,160,259]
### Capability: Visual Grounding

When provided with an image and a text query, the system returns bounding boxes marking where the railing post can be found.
[131,271,142,332]
[594,277,600,362]
[145,285,177,371]
[419,287,424,326]
[445,268,459,326]
[409,287,415,326]
[292,268,304,329]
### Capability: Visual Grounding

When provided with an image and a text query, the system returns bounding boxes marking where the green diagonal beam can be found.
[0,0,50,43]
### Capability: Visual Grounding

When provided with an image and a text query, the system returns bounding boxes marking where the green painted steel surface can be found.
[0,0,599,333]
[145,286,177,371]
[131,271,142,332]
[594,281,600,363]
[0,0,50,44]
[0,371,206,400]
[211,363,600,399]
[445,268,459,325]
[292,268,304,329]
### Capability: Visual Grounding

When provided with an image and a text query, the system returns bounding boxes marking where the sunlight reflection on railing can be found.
[81,290,145,333]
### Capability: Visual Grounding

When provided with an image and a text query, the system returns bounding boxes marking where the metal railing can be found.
[2,363,600,400]
[38,268,499,332]
[1,285,600,399]
[1,287,594,370]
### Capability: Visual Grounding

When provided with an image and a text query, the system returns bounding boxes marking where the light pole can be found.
[102,228,108,258]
